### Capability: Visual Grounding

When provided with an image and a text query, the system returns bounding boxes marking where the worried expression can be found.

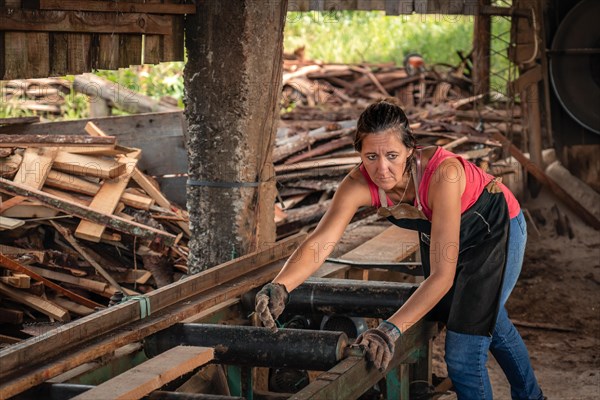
[360,130,412,191]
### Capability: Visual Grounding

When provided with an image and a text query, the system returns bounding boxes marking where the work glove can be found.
[354,320,402,372]
[255,282,289,332]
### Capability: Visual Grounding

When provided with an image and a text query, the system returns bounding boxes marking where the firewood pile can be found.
[0,78,72,116]
[275,57,523,238]
[0,121,190,344]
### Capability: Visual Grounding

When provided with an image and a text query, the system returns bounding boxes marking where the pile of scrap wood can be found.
[0,78,72,116]
[274,54,527,238]
[0,121,190,344]
[274,104,520,238]
[281,53,474,116]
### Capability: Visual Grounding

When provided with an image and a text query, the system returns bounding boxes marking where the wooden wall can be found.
[288,0,482,14]
[0,0,191,80]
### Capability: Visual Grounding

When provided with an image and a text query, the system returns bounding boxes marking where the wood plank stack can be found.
[0,122,190,345]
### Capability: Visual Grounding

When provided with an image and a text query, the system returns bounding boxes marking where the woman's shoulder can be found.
[336,166,374,207]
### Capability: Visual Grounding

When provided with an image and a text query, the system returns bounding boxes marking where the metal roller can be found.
[285,278,418,318]
[144,324,348,371]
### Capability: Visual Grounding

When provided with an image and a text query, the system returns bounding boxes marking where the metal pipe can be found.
[145,324,348,371]
[286,278,418,318]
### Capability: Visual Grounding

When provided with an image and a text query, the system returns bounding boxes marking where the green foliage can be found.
[284,11,474,66]
[96,62,185,108]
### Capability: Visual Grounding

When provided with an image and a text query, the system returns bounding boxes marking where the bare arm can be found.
[273,172,372,292]
[387,158,465,333]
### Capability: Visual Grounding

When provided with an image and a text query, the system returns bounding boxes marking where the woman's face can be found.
[360,130,411,190]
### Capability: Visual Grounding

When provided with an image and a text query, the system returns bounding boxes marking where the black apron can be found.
[378,155,510,336]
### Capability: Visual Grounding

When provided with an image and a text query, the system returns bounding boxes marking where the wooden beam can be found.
[0,254,104,309]
[0,233,305,393]
[0,281,70,322]
[0,9,172,35]
[75,157,138,242]
[492,131,600,230]
[0,178,177,245]
[0,135,115,147]
[72,346,214,400]
[33,0,196,14]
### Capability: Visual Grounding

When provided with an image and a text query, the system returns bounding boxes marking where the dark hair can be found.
[354,98,417,173]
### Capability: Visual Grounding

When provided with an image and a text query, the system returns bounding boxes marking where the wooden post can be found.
[473,0,491,96]
[184,1,288,273]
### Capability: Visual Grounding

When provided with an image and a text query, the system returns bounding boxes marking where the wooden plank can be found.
[0,135,116,147]
[49,32,69,76]
[132,169,190,236]
[35,0,196,14]
[25,265,108,293]
[0,116,40,125]
[143,0,163,64]
[0,110,144,136]
[45,170,154,209]
[0,281,70,322]
[0,233,305,390]
[0,9,172,34]
[0,178,177,245]
[344,225,419,263]
[47,145,117,155]
[2,31,50,79]
[66,33,91,75]
[0,196,27,214]
[75,157,138,242]
[0,216,25,230]
[52,152,125,179]
[313,225,419,279]
[275,156,361,174]
[72,346,214,400]
[0,254,104,309]
[97,32,119,70]
[12,147,58,190]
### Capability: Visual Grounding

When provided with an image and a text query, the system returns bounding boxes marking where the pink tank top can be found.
[359,147,520,219]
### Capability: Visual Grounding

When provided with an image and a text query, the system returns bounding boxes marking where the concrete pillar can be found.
[184,1,288,273]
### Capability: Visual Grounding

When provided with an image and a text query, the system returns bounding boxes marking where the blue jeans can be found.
[445,211,544,399]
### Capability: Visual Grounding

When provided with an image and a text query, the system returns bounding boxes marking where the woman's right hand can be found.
[255,282,289,331]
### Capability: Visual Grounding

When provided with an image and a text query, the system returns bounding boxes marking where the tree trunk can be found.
[184,1,287,273]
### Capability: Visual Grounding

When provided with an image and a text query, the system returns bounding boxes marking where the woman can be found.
[255,98,544,399]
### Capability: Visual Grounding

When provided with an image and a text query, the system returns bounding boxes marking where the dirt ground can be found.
[431,187,600,399]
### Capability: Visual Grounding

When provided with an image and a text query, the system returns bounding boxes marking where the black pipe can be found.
[145,324,348,371]
[285,278,418,318]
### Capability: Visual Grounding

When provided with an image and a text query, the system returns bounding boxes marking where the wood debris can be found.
[0,122,190,345]
[274,56,522,239]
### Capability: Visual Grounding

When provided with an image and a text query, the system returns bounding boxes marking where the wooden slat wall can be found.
[0,2,188,79]
[289,0,482,14]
